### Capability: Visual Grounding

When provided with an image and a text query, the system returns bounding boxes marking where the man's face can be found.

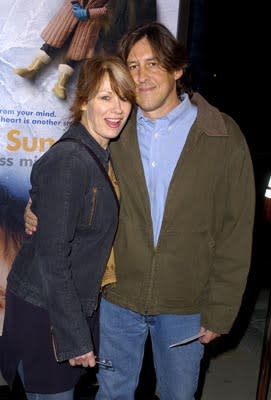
[127,37,183,120]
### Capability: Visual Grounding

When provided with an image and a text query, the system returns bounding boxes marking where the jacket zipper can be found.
[89,187,97,225]
[51,326,60,362]
[144,248,157,314]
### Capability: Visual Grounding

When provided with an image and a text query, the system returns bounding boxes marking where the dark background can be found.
[184,0,270,289]
[182,3,270,398]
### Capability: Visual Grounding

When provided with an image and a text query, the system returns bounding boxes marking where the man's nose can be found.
[136,67,148,83]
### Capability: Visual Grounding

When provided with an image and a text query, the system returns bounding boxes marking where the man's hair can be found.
[118,22,192,97]
[70,55,136,124]
[0,185,25,255]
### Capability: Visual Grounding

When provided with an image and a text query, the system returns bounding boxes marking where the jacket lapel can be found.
[111,110,152,220]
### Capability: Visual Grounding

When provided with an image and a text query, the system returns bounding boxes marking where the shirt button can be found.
[151,161,156,167]
[154,132,159,139]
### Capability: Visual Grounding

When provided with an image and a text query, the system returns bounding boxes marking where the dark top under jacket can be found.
[1,289,99,393]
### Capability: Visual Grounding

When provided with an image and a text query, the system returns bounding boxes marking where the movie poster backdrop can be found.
[0,0,180,338]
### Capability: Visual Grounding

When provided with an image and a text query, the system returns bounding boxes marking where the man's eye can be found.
[129,65,137,70]
[101,96,110,100]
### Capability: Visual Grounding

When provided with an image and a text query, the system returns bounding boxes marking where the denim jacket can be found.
[8,123,119,362]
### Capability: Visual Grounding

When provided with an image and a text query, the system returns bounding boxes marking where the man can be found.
[25,22,255,399]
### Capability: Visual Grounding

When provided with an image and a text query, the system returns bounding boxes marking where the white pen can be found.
[169,332,205,348]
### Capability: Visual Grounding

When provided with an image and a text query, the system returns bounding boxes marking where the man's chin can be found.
[137,99,156,112]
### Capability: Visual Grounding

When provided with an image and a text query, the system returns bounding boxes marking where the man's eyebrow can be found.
[127,57,159,64]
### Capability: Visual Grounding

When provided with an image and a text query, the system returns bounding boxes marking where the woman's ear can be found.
[81,102,87,111]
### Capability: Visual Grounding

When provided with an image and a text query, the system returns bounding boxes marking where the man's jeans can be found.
[96,298,204,400]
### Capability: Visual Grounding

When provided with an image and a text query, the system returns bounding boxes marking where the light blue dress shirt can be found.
[137,93,198,246]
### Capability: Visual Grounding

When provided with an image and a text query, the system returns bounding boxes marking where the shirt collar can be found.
[136,93,192,126]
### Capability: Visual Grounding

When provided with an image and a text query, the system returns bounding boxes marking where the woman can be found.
[1,55,135,399]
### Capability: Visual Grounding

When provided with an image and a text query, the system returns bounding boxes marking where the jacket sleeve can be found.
[201,127,255,334]
[34,149,92,362]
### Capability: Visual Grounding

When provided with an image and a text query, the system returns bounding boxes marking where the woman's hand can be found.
[24,199,38,235]
[69,351,96,367]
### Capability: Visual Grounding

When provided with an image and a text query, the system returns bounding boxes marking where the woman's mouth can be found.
[105,118,122,129]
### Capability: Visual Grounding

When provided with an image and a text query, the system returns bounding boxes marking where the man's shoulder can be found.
[192,92,246,147]
[220,112,248,150]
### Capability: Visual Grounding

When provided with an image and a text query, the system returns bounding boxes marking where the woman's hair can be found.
[118,22,192,97]
[70,55,136,124]
[0,185,25,256]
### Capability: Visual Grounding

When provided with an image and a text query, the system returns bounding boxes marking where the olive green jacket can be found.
[104,93,255,333]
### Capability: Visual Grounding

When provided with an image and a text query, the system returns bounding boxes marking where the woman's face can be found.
[81,73,132,149]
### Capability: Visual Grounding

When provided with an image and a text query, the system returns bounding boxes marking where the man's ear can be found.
[174,69,183,81]
[81,103,87,111]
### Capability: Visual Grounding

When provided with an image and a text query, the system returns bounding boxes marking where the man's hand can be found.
[69,351,95,367]
[24,199,38,235]
[72,3,89,21]
[199,326,221,344]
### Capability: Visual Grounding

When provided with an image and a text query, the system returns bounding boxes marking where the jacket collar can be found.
[64,123,110,165]
[122,92,228,141]
[191,92,228,137]
[175,92,229,154]
[112,92,229,172]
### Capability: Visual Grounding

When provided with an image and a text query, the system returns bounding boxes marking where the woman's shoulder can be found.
[34,140,89,180]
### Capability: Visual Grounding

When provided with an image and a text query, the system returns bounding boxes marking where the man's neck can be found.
[141,97,181,121]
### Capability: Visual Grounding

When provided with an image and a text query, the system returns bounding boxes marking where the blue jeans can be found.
[17,361,74,400]
[96,298,204,400]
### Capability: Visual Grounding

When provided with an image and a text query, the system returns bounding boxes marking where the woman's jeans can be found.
[17,361,74,400]
[96,297,204,400]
